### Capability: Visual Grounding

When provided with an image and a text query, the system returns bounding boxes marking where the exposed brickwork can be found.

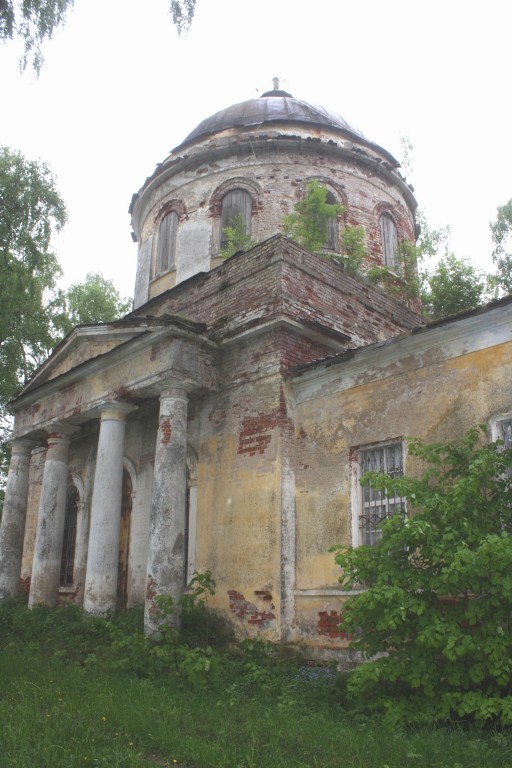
[228,589,276,625]
[160,418,172,445]
[237,385,289,456]
[19,576,31,594]
[132,238,422,362]
[317,610,351,639]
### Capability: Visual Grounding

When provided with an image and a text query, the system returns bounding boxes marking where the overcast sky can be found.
[2,0,511,299]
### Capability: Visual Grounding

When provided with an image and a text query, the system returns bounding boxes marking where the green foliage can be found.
[1,0,196,73]
[367,240,422,300]
[340,225,367,276]
[2,599,512,766]
[490,198,512,295]
[0,147,134,513]
[421,254,487,320]
[219,213,257,259]
[334,427,512,726]
[282,179,344,253]
[56,272,132,335]
[0,147,67,492]
[0,0,74,73]
[169,0,196,35]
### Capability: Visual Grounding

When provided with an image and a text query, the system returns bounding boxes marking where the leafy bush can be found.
[334,427,512,726]
[282,179,344,252]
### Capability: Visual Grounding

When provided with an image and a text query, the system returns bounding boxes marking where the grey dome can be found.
[177,91,369,150]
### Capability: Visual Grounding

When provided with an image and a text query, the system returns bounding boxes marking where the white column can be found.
[29,426,77,607]
[145,386,188,635]
[0,438,37,601]
[83,402,136,615]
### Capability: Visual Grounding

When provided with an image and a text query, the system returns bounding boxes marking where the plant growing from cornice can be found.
[339,225,367,276]
[219,214,257,260]
[282,179,344,253]
[367,240,421,300]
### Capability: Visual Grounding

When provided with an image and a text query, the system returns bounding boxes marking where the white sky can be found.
[1,0,511,299]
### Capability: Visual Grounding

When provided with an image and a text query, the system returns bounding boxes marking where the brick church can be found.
[1,83,511,659]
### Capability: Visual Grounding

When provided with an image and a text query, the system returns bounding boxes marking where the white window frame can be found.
[490,414,512,447]
[351,440,406,547]
[490,415,512,480]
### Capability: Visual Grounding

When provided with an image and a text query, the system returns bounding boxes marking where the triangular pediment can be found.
[19,320,157,395]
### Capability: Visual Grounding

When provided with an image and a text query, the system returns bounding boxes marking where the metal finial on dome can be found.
[260,78,293,99]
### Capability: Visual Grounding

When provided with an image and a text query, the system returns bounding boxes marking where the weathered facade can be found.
[2,86,511,658]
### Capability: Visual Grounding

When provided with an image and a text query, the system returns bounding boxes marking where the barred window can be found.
[498,419,512,450]
[359,443,405,545]
[60,481,79,587]
[494,417,512,478]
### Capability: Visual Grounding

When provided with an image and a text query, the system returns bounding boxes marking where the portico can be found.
[0,316,217,631]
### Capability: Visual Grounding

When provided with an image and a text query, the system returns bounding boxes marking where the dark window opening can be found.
[60,481,79,587]
[116,468,132,612]
[324,191,339,251]
[360,443,405,546]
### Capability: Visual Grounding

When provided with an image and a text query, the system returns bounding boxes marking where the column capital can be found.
[7,437,38,455]
[159,385,189,401]
[96,401,137,422]
[45,421,80,438]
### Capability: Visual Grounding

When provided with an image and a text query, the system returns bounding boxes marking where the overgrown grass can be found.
[1,600,512,767]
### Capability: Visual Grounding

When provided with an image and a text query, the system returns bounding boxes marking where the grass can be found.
[1,601,512,767]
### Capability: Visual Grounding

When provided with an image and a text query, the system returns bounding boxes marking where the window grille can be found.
[360,443,405,545]
[60,482,79,586]
[497,418,512,479]
[499,419,512,450]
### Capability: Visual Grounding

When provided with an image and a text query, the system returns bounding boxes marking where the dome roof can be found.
[177,90,370,151]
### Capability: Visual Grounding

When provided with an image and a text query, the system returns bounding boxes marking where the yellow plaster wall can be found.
[193,378,285,640]
[292,342,512,647]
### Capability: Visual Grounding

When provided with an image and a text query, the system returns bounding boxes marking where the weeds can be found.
[1,600,512,767]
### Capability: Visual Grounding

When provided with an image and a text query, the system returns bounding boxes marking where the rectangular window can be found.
[356,442,405,546]
[491,416,512,478]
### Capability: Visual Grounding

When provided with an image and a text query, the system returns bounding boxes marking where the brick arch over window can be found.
[373,203,412,268]
[210,178,262,253]
[153,199,186,278]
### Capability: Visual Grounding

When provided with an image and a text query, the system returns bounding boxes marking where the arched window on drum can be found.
[380,213,398,268]
[324,191,339,251]
[155,211,178,276]
[220,189,252,249]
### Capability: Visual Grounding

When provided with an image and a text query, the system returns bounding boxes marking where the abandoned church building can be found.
[1,84,512,659]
